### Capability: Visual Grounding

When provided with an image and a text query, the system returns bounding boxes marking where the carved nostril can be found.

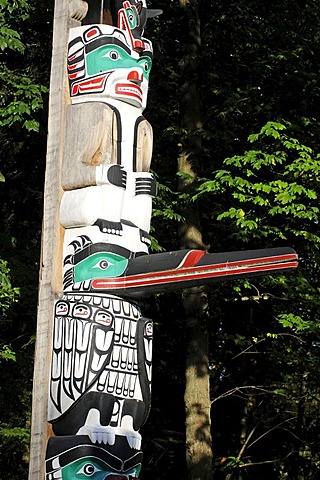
[127,70,142,84]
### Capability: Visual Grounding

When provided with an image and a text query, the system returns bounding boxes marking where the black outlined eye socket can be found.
[95,310,114,326]
[55,301,69,316]
[109,50,119,60]
[99,260,109,269]
[138,58,152,77]
[76,463,101,476]
[92,259,111,270]
[73,304,91,319]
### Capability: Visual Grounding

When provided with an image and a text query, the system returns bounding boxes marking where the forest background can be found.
[1,1,320,479]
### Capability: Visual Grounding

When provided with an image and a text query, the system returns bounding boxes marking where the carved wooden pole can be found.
[29,1,160,478]
[29,2,298,479]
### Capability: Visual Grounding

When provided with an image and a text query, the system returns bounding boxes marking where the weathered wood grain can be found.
[28,2,71,479]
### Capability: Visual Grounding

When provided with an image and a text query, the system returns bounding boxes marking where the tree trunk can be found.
[178,1,213,478]
[184,287,212,480]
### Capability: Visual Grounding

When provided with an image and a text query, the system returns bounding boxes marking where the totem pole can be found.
[29,2,298,479]
[45,1,160,478]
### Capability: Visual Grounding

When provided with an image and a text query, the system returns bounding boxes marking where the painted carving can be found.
[47,293,152,479]
[45,2,298,478]
[46,2,160,478]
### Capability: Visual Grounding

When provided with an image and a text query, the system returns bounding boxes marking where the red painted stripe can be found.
[86,28,99,40]
[178,250,206,268]
[71,75,107,96]
[91,260,298,290]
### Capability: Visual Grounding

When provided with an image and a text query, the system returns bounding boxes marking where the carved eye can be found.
[93,259,111,270]
[77,463,101,476]
[73,304,91,319]
[95,310,113,326]
[142,61,149,72]
[55,301,69,316]
[138,58,151,76]
[108,50,119,61]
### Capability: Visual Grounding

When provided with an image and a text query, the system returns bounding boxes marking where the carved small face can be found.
[113,0,147,38]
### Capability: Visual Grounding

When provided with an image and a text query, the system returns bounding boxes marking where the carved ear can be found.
[69,0,89,21]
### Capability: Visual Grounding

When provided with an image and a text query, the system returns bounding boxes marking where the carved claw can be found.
[69,0,88,21]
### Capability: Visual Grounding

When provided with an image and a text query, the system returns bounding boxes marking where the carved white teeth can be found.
[93,295,102,306]
[128,432,142,450]
[112,299,121,313]
[106,431,116,445]
[111,345,121,368]
[130,321,137,344]
[82,295,92,303]
[122,319,130,343]
[102,297,112,309]
[122,301,131,316]
[78,426,116,446]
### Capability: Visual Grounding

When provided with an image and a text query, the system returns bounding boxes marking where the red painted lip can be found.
[91,254,298,290]
[115,82,143,101]
[71,74,108,95]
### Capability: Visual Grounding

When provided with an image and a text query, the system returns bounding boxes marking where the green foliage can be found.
[0,68,48,131]
[0,0,48,132]
[0,1,52,478]
[0,259,20,316]
[194,121,320,244]
[0,344,16,362]
[0,424,30,444]
[151,179,185,251]
[0,0,29,52]
[277,313,314,332]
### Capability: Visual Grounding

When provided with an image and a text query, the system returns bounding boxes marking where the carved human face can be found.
[68,25,153,109]
[85,40,152,108]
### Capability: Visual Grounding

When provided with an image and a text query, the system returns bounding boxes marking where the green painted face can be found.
[61,457,140,479]
[74,252,128,283]
[86,45,152,80]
